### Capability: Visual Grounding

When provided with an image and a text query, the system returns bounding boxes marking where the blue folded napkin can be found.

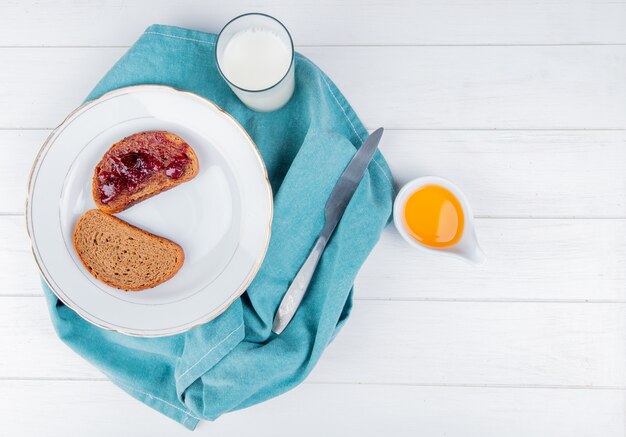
[43,24,393,429]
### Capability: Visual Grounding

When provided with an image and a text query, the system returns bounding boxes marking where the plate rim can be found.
[25,84,273,337]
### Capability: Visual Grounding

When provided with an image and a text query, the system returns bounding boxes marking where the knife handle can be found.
[272,235,328,334]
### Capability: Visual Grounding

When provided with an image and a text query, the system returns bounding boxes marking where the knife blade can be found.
[272,127,384,334]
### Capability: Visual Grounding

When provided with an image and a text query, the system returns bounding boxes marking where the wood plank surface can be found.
[1,381,623,437]
[1,46,625,129]
[1,0,624,435]
[4,216,625,301]
[356,221,626,302]
[1,0,625,47]
[4,129,626,217]
[1,297,624,388]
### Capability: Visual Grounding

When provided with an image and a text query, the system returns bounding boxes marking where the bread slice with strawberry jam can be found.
[93,131,199,214]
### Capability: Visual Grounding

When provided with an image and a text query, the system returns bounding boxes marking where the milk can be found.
[221,28,292,91]
[216,23,295,112]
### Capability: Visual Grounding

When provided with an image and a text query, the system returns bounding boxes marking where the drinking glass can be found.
[215,13,295,112]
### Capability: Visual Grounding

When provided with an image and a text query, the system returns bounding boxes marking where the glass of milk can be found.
[216,13,295,112]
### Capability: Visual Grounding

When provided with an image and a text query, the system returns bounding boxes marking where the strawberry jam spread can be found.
[96,132,191,204]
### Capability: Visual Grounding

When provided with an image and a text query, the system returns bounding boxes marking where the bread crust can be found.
[92,131,199,214]
[73,210,185,291]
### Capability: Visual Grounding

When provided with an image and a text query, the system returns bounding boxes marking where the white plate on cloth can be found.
[26,85,273,337]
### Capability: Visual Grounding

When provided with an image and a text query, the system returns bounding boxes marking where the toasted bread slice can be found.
[93,131,199,214]
[73,209,184,291]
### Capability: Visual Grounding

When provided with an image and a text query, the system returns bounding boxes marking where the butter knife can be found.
[272,128,384,334]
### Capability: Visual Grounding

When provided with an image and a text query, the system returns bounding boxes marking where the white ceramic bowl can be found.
[393,176,485,264]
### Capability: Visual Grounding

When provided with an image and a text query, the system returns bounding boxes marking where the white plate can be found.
[26,85,273,337]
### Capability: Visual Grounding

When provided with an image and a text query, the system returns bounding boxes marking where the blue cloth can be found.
[43,25,394,429]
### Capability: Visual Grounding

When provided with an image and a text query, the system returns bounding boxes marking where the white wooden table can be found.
[1,1,625,435]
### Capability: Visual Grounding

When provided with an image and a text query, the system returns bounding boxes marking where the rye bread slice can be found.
[93,131,199,214]
[73,209,184,291]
